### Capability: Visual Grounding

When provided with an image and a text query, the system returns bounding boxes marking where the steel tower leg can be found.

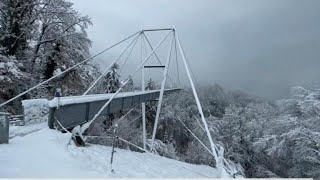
[150,34,174,151]
[175,29,223,175]
[141,34,147,150]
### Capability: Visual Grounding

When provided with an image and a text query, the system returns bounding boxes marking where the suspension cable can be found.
[117,136,149,152]
[117,107,154,135]
[0,30,141,108]
[80,30,173,134]
[119,33,141,74]
[160,100,236,174]
[54,114,72,134]
[162,105,214,156]
[83,33,141,95]
[176,91,206,132]
[105,92,178,149]
[141,34,174,88]
[116,89,180,138]
[142,32,177,88]
[93,108,137,140]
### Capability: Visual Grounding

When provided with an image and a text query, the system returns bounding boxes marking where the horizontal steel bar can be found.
[142,28,173,32]
[144,65,165,68]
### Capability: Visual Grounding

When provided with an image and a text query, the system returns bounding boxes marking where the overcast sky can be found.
[70,0,320,100]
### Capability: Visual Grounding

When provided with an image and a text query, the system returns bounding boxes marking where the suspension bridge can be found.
[0,27,240,176]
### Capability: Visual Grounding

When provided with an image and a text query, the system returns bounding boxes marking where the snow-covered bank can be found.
[9,122,47,139]
[0,125,220,178]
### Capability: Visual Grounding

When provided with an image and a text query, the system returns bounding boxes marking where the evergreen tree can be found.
[122,75,134,92]
[145,78,156,90]
[0,0,37,58]
[103,63,120,93]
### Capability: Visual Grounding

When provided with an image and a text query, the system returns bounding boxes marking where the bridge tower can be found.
[0,27,230,176]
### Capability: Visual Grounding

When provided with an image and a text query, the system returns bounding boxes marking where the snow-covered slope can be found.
[0,123,220,178]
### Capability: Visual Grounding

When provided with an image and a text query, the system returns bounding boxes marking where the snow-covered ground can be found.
[9,122,46,139]
[0,123,220,178]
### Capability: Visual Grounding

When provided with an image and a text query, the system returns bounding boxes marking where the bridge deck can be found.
[48,88,180,130]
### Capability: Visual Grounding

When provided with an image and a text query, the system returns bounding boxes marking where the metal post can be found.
[0,112,9,144]
[141,35,147,150]
[150,33,174,151]
[55,88,62,109]
[175,29,222,173]
[110,124,118,173]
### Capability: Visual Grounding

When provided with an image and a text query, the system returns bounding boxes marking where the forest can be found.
[0,0,319,178]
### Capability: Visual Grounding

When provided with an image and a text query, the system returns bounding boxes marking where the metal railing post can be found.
[0,112,10,144]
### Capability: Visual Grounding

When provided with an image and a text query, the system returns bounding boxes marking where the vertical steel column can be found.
[150,33,175,151]
[141,34,147,150]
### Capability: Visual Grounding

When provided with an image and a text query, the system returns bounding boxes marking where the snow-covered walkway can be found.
[0,123,219,178]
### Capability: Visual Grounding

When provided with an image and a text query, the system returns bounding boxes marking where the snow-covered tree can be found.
[0,0,37,58]
[122,75,134,92]
[102,63,120,93]
[0,55,27,113]
[31,0,92,75]
[0,0,99,112]
[145,78,156,90]
[250,86,320,178]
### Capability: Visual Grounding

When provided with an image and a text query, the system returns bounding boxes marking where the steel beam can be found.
[144,65,165,68]
[142,28,173,32]
[150,33,175,151]
[141,34,147,150]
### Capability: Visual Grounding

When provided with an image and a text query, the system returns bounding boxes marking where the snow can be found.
[53,68,62,76]
[22,99,49,125]
[0,124,221,178]
[0,58,23,82]
[22,99,49,107]
[49,88,180,107]
[0,61,23,78]
[9,123,47,139]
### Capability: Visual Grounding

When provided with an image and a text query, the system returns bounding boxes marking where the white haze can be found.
[70,0,320,100]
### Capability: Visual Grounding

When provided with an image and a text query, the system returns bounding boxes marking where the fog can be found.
[70,0,320,100]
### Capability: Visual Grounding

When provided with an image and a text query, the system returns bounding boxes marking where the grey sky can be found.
[70,0,320,100]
